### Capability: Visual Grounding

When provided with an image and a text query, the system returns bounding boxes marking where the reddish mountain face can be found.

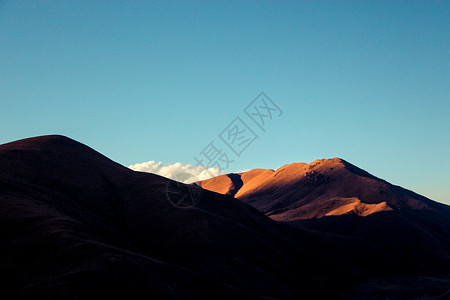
[195,158,448,220]
[1,136,449,299]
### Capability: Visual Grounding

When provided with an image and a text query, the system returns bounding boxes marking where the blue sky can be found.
[0,1,449,204]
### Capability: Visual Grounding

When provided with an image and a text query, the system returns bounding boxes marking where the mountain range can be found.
[0,135,449,299]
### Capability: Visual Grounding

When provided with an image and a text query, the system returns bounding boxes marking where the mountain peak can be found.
[0,135,132,186]
[1,135,87,151]
[276,157,346,171]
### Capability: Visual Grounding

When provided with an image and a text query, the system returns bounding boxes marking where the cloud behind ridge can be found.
[128,161,221,183]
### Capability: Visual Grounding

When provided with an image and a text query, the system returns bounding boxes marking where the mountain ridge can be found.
[195,157,448,220]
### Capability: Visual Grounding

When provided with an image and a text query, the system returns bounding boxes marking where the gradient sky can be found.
[1,1,449,204]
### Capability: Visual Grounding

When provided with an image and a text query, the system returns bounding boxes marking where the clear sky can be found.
[1,1,449,204]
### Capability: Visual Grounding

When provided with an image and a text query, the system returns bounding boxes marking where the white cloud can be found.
[128,161,221,183]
